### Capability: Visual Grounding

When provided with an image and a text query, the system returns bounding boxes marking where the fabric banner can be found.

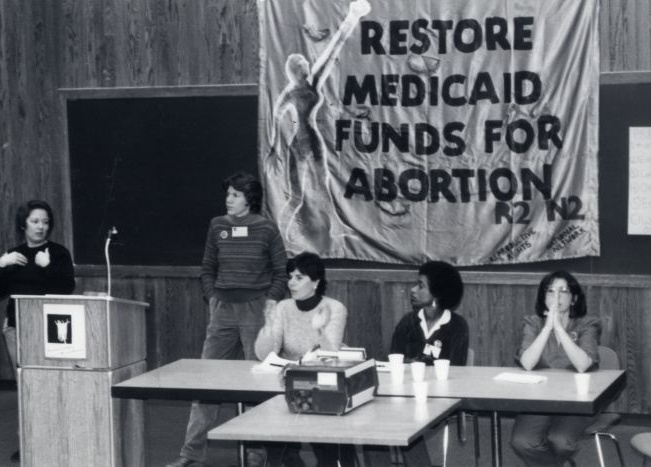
[258,0,600,265]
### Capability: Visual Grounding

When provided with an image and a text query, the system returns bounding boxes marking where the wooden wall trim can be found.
[330,269,651,287]
[600,71,651,84]
[58,91,74,251]
[75,265,201,279]
[59,84,258,99]
[74,265,651,288]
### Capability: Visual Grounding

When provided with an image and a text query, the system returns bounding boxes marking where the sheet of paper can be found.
[628,127,651,234]
[493,372,547,384]
[251,351,297,373]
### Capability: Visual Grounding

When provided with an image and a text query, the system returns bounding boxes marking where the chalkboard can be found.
[67,81,651,273]
[67,94,258,265]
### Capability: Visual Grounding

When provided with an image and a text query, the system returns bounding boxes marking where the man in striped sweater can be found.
[169,172,287,467]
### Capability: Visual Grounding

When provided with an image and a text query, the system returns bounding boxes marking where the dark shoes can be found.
[10,450,20,463]
[165,449,265,467]
[165,458,204,467]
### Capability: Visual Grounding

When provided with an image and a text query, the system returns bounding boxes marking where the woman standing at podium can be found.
[0,199,75,463]
[511,270,601,467]
[168,172,287,467]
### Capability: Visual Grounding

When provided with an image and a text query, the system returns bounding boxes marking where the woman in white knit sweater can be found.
[255,252,347,362]
[254,252,349,467]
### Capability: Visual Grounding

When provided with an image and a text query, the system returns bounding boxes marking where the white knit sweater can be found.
[254,296,347,361]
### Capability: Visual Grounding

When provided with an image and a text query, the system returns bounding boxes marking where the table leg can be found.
[362,445,393,467]
[264,443,285,467]
[336,445,357,467]
[401,436,432,467]
[237,403,245,467]
[490,411,502,467]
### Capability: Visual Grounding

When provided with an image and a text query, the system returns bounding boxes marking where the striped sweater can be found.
[200,213,287,302]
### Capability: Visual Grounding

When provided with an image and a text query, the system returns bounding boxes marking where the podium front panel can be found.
[18,361,146,467]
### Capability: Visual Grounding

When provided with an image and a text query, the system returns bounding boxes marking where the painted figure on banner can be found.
[264,0,371,254]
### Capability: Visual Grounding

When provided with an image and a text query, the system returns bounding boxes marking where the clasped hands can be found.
[543,305,567,334]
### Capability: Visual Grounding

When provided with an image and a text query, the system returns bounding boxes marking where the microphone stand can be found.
[104,227,118,297]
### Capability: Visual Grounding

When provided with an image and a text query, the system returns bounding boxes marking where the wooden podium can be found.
[13,294,148,467]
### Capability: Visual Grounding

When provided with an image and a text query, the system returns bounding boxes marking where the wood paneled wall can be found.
[0,0,259,253]
[1,0,651,411]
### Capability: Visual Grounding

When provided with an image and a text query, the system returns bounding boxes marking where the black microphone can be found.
[104,226,118,296]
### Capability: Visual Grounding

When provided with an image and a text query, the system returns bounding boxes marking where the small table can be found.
[208,394,461,467]
[376,365,626,467]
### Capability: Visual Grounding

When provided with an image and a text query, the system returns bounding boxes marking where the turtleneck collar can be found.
[296,294,322,312]
[229,212,257,224]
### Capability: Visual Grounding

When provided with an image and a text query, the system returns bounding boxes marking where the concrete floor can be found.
[1,387,649,466]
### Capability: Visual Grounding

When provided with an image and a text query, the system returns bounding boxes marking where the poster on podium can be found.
[43,303,87,359]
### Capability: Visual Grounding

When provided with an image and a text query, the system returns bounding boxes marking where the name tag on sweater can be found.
[232,226,248,237]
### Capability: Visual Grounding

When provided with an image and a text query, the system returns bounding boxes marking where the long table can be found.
[208,395,460,467]
[112,360,625,467]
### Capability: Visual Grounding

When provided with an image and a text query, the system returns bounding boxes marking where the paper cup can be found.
[434,359,450,380]
[410,361,426,382]
[388,353,404,364]
[389,362,405,384]
[574,373,590,396]
[413,381,428,402]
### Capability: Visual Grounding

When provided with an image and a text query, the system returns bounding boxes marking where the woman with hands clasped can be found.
[0,200,74,463]
[511,270,601,467]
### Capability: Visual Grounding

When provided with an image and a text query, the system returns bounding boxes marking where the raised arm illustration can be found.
[265,0,371,251]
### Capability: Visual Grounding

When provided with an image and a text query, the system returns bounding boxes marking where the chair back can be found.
[598,346,619,370]
[467,348,475,366]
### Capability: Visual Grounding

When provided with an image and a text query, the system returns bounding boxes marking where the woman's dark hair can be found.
[287,252,327,295]
[16,200,54,238]
[418,261,464,311]
[223,172,263,214]
[535,270,587,319]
